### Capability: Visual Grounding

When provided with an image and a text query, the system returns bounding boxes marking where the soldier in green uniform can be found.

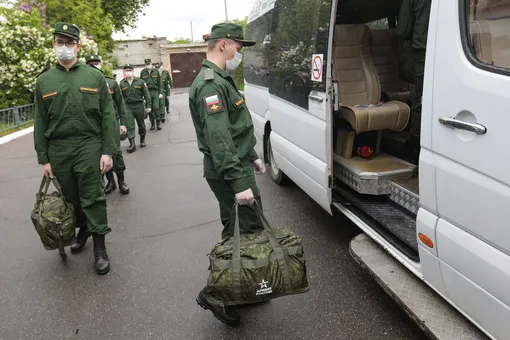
[397,0,432,163]
[160,65,173,115]
[140,58,164,130]
[120,64,152,152]
[33,22,115,275]
[189,22,266,326]
[154,63,166,123]
[85,54,130,195]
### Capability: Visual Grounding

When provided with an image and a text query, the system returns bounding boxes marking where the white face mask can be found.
[55,45,76,62]
[126,71,134,78]
[93,64,102,70]
[146,64,152,70]
[224,43,243,72]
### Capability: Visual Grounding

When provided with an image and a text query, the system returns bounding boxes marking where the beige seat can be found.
[470,0,510,69]
[370,29,411,103]
[333,24,410,158]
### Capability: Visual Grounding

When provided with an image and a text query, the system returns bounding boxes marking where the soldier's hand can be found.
[42,163,54,178]
[159,94,163,99]
[253,159,266,175]
[100,155,113,174]
[235,188,255,206]
[146,108,152,113]
[120,125,127,135]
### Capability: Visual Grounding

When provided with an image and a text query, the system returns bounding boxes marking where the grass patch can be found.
[0,121,34,138]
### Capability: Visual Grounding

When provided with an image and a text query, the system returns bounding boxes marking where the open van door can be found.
[266,0,335,213]
[427,1,510,338]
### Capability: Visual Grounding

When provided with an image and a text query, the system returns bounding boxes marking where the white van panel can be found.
[269,95,329,164]
[439,261,507,340]
[271,132,331,213]
[417,149,437,214]
[437,219,510,308]
[245,84,269,142]
[435,154,510,256]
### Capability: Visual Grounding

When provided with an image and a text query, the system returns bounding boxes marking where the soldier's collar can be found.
[56,60,81,71]
[202,60,229,78]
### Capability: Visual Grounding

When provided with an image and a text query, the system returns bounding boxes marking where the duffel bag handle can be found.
[37,176,70,212]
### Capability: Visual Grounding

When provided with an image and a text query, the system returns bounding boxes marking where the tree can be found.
[231,16,248,90]
[167,37,193,45]
[102,0,149,32]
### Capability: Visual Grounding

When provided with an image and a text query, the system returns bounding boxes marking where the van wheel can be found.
[266,133,286,185]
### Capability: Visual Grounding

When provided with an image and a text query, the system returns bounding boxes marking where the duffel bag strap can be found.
[232,203,243,301]
[253,202,292,291]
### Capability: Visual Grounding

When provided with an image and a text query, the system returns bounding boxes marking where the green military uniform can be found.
[140,58,164,128]
[397,0,432,158]
[120,64,152,145]
[161,69,173,114]
[189,23,260,240]
[34,26,117,237]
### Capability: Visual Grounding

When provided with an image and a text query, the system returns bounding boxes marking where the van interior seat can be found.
[333,24,410,157]
[471,0,510,69]
[369,29,411,103]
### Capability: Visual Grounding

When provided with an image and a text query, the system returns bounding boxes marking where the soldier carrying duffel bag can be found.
[31,176,76,260]
[197,202,310,326]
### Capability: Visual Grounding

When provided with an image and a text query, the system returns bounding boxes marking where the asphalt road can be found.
[0,89,427,340]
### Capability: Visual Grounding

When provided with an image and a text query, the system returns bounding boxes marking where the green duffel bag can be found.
[206,203,310,306]
[31,177,76,260]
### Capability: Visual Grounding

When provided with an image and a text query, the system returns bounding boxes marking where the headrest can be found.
[476,0,510,20]
[334,24,371,47]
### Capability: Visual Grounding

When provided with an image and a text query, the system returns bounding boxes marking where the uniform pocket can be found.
[79,87,100,113]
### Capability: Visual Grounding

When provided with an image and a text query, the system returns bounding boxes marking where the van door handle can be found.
[439,116,487,135]
[309,95,324,103]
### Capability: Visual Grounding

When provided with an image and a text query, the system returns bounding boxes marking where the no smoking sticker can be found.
[311,54,323,82]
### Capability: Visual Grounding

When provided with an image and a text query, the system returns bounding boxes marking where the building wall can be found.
[114,37,167,67]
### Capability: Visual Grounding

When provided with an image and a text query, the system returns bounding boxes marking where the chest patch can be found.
[234,98,245,108]
[42,91,58,99]
[204,95,223,114]
[135,86,141,89]
[80,87,98,93]
[142,76,148,79]
[121,87,128,91]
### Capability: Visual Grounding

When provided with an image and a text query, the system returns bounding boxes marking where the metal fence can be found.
[0,103,36,134]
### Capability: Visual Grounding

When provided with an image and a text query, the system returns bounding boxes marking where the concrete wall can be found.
[114,37,167,67]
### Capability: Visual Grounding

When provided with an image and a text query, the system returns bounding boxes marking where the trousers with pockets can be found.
[206,166,264,240]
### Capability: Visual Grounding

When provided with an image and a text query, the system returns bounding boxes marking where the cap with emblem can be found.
[53,22,80,40]
[123,63,134,70]
[209,22,255,47]
[144,58,151,64]
[85,54,102,64]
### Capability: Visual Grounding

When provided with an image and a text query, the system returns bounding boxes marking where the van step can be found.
[350,233,489,340]
[333,153,416,195]
[390,178,420,215]
[335,185,419,254]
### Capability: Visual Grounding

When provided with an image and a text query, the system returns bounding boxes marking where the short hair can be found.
[207,39,220,51]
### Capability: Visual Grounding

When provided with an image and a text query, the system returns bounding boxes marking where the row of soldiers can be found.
[84,56,173,196]
[33,21,172,275]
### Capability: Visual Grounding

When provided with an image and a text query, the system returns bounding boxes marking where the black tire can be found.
[265,132,287,185]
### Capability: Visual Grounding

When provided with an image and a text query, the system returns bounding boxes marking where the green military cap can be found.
[144,58,151,64]
[123,63,134,70]
[154,63,160,68]
[209,22,255,47]
[53,22,80,40]
[85,54,102,64]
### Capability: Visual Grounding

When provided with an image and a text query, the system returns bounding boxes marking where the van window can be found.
[268,0,333,110]
[464,0,510,71]
[244,9,273,88]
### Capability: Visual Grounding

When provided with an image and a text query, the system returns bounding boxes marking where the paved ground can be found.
[0,89,427,340]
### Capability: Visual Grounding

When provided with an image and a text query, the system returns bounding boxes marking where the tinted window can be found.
[464,0,510,71]
[268,0,333,110]
[244,10,273,88]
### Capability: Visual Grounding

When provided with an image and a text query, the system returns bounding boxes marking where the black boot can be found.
[162,118,165,123]
[196,287,241,326]
[116,171,130,195]
[156,120,162,130]
[150,120,155,131]
[140,135,146,148]
[127,138,136,153]
[93,234,110,275]
[104,171,117,195]
[70,224,89,254]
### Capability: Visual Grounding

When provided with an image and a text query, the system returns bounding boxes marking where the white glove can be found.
[120,125,127,135]
[235,188,255,206]
[146,108,152,113]
[159,94,163,99]
[253,159,266,175]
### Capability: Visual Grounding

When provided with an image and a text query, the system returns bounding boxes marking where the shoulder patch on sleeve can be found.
[204,95,224,114]
[234,97,245,108]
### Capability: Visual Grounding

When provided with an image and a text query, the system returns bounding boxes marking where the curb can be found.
[0,126,34,145]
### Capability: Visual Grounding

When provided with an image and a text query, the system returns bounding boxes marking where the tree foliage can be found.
[231,16,248,90]
[101,0,150,32]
